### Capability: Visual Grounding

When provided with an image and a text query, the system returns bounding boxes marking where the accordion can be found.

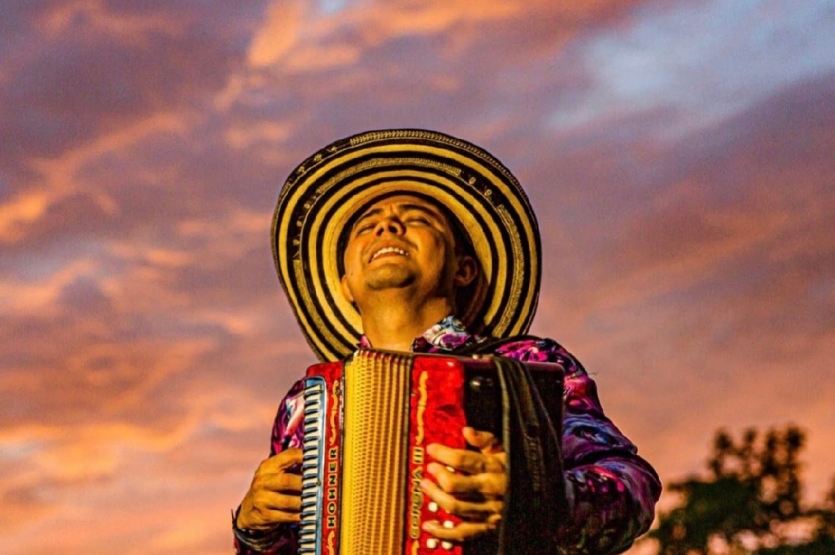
[298,349,565,555]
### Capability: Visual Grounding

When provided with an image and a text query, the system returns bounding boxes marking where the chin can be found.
[365,268,416,290]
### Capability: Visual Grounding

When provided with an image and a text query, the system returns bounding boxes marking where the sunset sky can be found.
[2,1,834,553]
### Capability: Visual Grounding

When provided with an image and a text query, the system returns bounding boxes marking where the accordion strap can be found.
[495,357,566,555]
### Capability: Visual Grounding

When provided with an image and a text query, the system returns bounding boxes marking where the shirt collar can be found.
[357,315,477,353]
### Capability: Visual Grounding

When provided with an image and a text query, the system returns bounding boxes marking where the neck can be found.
[358,292,454,352]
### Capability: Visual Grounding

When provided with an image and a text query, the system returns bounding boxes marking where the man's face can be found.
[340,193,473,307]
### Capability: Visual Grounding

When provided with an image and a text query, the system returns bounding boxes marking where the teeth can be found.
[371,247,408,261]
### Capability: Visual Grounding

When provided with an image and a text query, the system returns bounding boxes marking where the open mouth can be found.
[369,246,409,262]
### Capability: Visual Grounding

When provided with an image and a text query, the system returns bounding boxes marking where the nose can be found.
[374,215,405,236]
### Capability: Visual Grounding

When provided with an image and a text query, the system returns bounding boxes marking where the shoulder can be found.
[491,335,586,376]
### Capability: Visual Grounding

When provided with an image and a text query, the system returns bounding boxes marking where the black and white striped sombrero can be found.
[272,129,541,361]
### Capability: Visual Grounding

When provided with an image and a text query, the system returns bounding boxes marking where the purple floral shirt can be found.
[235,316,660,554]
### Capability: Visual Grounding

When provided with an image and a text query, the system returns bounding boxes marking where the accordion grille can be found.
[342,351,412,555]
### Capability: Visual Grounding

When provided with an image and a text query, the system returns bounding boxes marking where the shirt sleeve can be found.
[233,380,306,555]
[494,338,661,555]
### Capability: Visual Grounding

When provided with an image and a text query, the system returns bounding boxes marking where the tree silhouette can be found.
[650,426,835,555]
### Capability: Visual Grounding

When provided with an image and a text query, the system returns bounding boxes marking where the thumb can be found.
[463,427,504,455]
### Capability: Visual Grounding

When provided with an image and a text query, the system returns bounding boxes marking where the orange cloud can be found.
[247,1,305,67]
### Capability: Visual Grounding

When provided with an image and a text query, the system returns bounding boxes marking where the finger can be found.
[259,448,304,473]
[421,478,504,519]
[255,490,302,513]
[427,462,506,496]
[422,518,501,542]
[462,427,503,455]
[257,471,303,494]
[238,492,302,529]
[426,444,506,476]
[242,505,301,529]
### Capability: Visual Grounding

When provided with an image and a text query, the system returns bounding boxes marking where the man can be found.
[234,129,660,554]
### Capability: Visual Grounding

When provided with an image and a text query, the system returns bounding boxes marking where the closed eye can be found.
[406,216,430,224]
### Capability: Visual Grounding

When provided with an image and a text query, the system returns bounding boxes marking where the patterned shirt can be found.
[234,316,660,554]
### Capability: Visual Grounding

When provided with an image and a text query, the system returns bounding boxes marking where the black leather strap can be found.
[493,356,566,555]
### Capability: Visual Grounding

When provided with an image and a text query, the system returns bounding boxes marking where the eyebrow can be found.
[351,202,443,230]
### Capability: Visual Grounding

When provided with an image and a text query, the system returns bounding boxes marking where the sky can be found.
[1,0,834,553]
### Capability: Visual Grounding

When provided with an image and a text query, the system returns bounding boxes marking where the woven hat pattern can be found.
[272,129,541,361]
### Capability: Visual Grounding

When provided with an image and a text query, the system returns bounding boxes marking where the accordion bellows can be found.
[299,350,564,555]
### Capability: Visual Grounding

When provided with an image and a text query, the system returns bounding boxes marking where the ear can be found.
[340,274,355,304]
[453,255,478,287]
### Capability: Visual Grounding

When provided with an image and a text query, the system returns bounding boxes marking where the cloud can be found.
[236,0,647,115]
[585,73,835,307]
[545,1,835,141]
[247,1,305,67]
[0,0,266,177]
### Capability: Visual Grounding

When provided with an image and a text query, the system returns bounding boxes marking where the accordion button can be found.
[442,541,454,550]
[443,520,454,529]
[428,501,439,513]
[427,538,439,549]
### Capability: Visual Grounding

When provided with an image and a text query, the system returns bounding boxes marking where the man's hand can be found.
[237,448,303,531]
[420,427,506,543]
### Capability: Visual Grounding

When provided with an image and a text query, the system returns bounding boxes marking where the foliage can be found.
[650,426,835,555]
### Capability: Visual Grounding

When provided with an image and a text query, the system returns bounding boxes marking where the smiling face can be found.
[339,192,477,314]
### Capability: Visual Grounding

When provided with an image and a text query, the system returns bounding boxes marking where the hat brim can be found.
[272,129,541,361]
